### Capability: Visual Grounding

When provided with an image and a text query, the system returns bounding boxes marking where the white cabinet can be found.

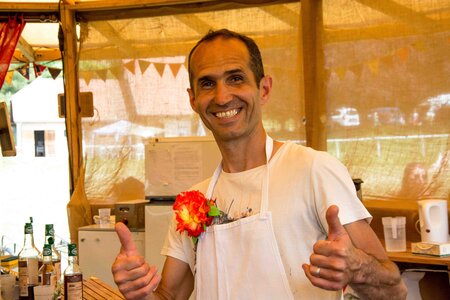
[78,224,145,287]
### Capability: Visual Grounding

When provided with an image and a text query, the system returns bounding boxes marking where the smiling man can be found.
[111,29,407,300]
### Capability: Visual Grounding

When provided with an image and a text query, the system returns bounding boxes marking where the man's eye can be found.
[229,75,243,83]
[200,81,214,88]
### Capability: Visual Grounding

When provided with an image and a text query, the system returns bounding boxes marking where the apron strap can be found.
[206,136,274,213]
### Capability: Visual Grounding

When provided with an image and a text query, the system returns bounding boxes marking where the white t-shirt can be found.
[161,141,371,299]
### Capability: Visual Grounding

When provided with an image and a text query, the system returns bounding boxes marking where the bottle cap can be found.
[24,223,33,234]
[43,244,52,256]
[68,244,77,257]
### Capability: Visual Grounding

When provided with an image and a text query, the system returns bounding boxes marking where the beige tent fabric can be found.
[322,0,450,201]
[77,2,304,205]
[74,0,449,219]
[67,165,92,244]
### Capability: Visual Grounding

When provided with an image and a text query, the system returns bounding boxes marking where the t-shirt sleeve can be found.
[310,151,372,231]
[160,214,190,263]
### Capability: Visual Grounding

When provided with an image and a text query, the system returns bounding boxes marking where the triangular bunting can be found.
[395,47,410,63]
[17,65,30,80]
[349,64,362,78]
[412,41,425,52]
[96,69,108,81]
[381,55,393,67]
[124,60,136,74]
[335,67,347,80]
[5,71,14,86]
[79,71,93,86]
[138,60,151,74]
[169,63,182,78]
[33,63,47,77]
[367,59,379,75]
[109,66,123,80]
[153,63,166,77]
[48,67,62,79]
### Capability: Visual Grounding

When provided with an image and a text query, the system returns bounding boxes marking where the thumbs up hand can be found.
[302,205,360,291]
[112,222,161,300]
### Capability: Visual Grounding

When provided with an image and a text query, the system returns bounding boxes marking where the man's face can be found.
[187,37,271,142]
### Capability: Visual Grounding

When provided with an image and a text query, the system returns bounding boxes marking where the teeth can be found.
[215,109,239,119]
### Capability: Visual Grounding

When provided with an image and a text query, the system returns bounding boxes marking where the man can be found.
[112,29,407,299]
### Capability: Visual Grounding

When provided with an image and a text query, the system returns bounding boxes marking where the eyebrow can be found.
[197,68,245,83]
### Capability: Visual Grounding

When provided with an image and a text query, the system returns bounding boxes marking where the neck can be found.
[216,131,281,173]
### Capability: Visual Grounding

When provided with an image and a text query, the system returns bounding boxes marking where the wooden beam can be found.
[174,14,212,35]
[354,0,440,34]
[301,0,327,150]
[12,48,61,63]
[16,37,35,63]
[60,4,81,195]
[0,2,59,12]
[71,0,217,12]
[259,4,300,27]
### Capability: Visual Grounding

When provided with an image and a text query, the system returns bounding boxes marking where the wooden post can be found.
[301,0,327,150]
[60,4,81,194]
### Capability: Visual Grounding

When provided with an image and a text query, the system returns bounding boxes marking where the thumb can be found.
[326,205,345,241]
[115,222,139,256]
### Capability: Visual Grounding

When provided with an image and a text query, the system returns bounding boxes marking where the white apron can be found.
[195,136,294,300]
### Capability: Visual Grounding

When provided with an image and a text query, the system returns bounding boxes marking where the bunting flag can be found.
[153,63,166,77]
[335,67,347,80]
[124,60,135,74]
[18,64,30,80]
[367,59,380,75]
[109,65,123,80]
[138,60,151,74]
[96,69,108,81]
[48,67,62,79]
[4,71,13,86]
[79,70,93,86]
[169,63,183,78]
[33,63,47,77]
[395,47,410,63]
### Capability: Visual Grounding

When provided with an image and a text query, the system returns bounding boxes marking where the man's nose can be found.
[214,82,232,105]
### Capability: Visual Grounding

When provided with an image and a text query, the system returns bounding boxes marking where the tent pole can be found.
[301,0,327,150]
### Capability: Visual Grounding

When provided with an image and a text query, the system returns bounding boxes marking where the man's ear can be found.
[187,88,198,113]
[259,75,272,106]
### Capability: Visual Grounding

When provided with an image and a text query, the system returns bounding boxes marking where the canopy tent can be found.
[0,0,448,244]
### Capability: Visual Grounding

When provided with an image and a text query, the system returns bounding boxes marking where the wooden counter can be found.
[62,277,125,300]
[387,249,450,270]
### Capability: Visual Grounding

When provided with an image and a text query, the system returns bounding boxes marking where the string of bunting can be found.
[325,37,447,81]
[79,59,187,86]
[4,62,62,86]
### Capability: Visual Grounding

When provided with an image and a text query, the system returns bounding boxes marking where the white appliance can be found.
[144,201,174,273]
[78,224,145,287]
[417,199,449,243]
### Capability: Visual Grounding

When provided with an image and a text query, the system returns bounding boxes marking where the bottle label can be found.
[19,258,39,296]
[64,274,83,300]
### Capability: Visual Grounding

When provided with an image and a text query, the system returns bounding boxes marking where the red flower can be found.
[173,190,216,242]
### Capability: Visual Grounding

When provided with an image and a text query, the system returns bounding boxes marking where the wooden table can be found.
[63,277,125,300]
[387,249,450,270]
[81,277,125,299]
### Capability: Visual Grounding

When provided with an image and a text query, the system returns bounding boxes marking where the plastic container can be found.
[382,216,406,252]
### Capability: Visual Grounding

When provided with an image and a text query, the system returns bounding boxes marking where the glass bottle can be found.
[63,243,83,300]
[38,244,56,289]
[43,224,62,297]
[18,219,41,300]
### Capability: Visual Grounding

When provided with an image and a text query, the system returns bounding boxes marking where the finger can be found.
[116,222,139,256]
[326,205,345,241]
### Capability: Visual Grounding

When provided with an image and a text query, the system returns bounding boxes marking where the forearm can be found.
[349,249,407,300]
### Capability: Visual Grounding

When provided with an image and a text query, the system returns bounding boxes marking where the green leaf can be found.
[208,205,220,217]
[192,236,198,244]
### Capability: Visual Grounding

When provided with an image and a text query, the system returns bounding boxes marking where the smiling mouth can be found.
[214,108,240,119]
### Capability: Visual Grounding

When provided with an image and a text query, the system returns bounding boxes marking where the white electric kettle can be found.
[417,200,449,243]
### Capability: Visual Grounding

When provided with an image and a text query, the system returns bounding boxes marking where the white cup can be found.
[0,274,16,300]
[98,208,111,227]
[382,216,407,252]
[33,285,54,300]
